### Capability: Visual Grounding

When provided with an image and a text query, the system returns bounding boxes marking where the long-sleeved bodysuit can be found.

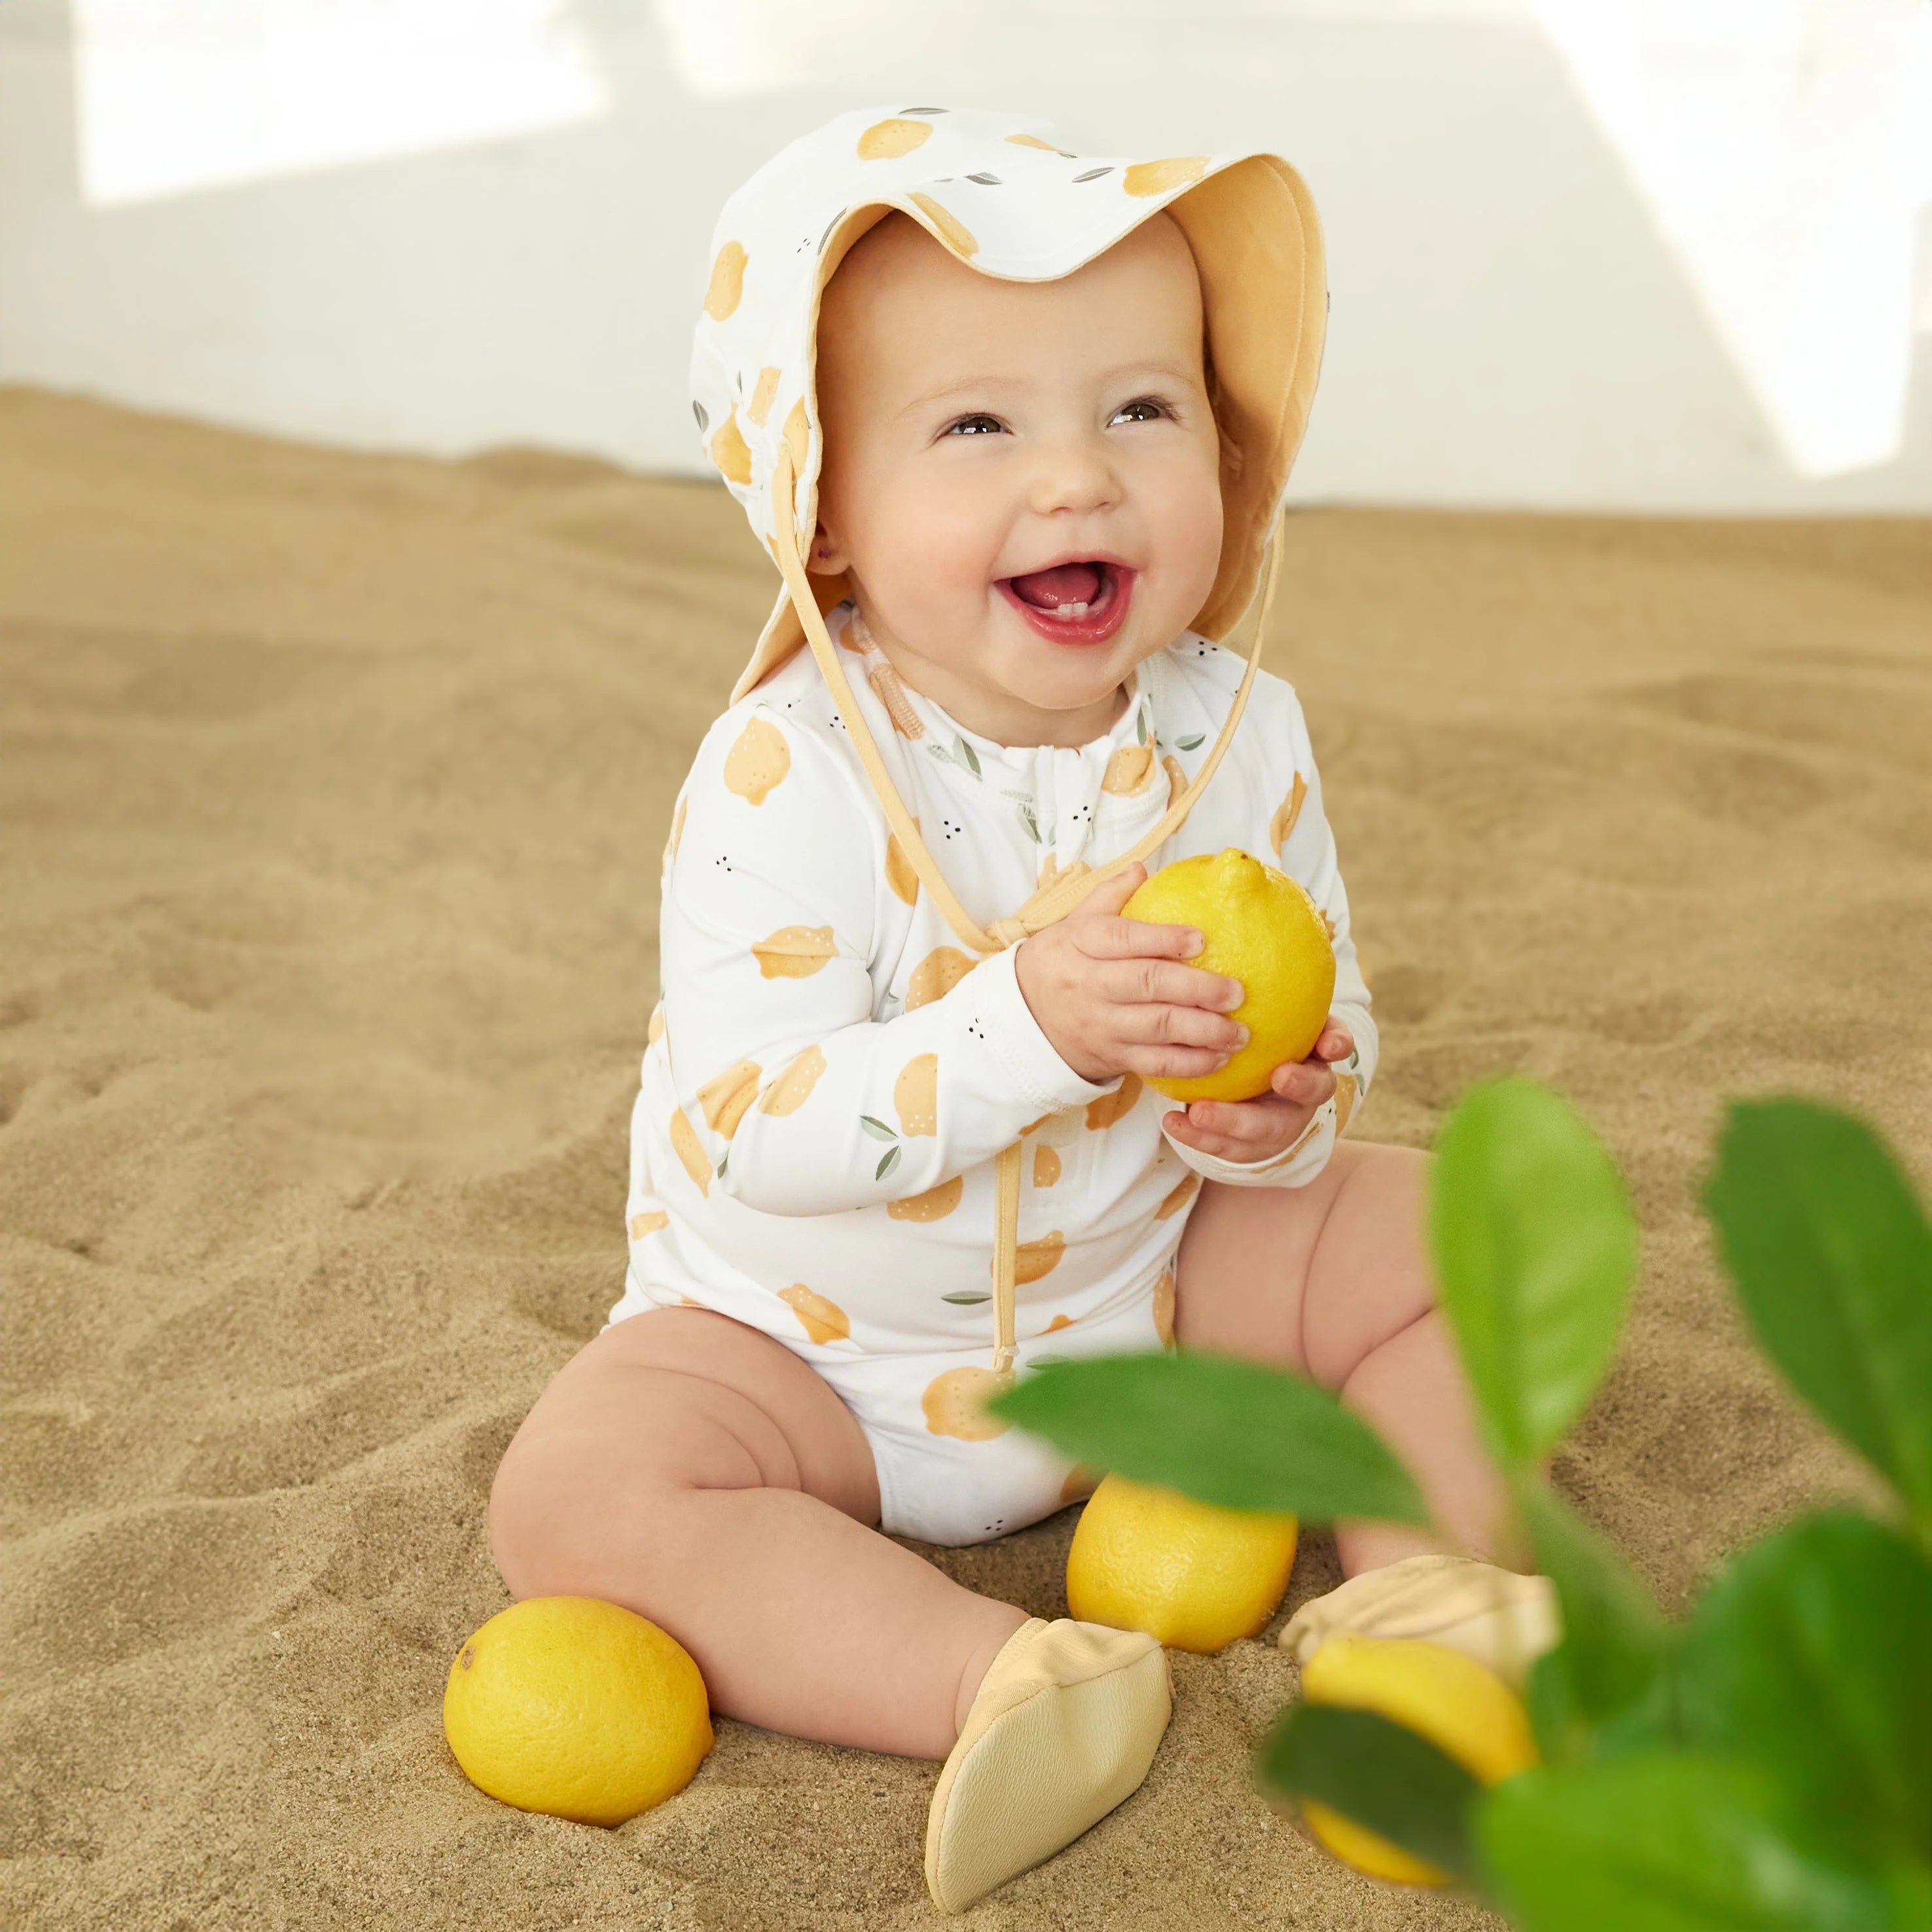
[612,602,1376,1543]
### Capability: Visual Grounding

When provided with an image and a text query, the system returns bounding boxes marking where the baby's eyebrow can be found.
[896,360,1204,419]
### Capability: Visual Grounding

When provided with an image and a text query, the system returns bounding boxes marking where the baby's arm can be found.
[1159,689,1378,1186]
[659,707,1115,1216]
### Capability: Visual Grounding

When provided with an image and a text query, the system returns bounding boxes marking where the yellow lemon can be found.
[1297,1633,1538,1886]
[1065,1473,1298,1653]
[1124,848,1335,1102]
[442,1597,712,1827]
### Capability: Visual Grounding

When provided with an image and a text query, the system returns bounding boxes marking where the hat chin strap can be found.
[768,448,1282,1382]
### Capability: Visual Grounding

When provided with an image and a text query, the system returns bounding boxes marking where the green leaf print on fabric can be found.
[1177,733,1205,752]
[876,1143,902,1181]
[942,1290,993,1305]
[956,734,982,777]
[859,1115,897,1141]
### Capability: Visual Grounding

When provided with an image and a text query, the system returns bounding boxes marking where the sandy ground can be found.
[3,387,1927,1931]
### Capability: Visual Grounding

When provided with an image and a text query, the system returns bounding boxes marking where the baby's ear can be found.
[807,524,850,576]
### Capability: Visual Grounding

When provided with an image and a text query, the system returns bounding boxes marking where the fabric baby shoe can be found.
[1278,1553,1560,1689]
[925,1617,1171,1914]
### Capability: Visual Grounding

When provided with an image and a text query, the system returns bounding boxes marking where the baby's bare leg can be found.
[490,1307,1028,1759]
[1175,1143,1516,1574]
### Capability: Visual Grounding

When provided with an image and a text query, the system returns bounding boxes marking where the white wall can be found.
[3,0,1929,511]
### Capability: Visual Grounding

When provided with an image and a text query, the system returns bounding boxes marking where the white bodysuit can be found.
[611,603,1376,1545]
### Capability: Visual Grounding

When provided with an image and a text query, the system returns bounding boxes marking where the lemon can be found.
[1065,1472,1298,1653]
[1297,1632,1538,1885]
[442,1596,713,1826]
[1124,848,1335,1102]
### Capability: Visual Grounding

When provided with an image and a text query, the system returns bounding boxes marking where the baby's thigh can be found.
[490,1308,880,1582]
[1173,1142,1431,1384]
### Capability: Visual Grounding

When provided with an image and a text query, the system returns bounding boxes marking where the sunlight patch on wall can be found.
[1530,0,1932,478]
[73,0,611,207]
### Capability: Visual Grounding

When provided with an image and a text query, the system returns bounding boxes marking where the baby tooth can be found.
[1052,601,1090,618]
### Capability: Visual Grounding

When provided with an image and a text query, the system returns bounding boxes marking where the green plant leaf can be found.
[1516,1479,1671,1726]
[989,1351,1429,1523]
[1257,1702,1481,1880]
[1677,1509,1932,1862]
[1480,1755,1932,1932]
[1429,1078,1638,1465]
[1704,1101,1932,1522]
[1526,1643,1675,1769]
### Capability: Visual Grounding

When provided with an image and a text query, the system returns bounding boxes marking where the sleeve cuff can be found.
[1157,1095,1340,1190]
[965,943,1117,1116]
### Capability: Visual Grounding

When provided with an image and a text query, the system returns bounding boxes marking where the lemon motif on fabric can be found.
[709,414,752,486]
[1085,1073,1142,1130]
[751,925,836,978]
[759,1043,826,1115]
[885,828,920,904]
[443,1598,712,1826]
[1155,1172,1200,1220]
[703,240,747,319]
[1032,1145,1062,1188]
[1101,743,1156,796]
[1126,849,1334,1103]
[723,715,789,804]
[906,191,978,258]
[895,1053,939,1136]
[629,1209,668,1239]
[697,1059,762,1137]
[887,1174,964,1222]
[905,945,977,1011]
[779,1284,850,1344]
[1270,773,1308,851]
[668,1108,711,1195]
[921,1365,1011,1441]
[856,116,933,159]
[1012,1232,1065,1284]
[1122,156,1209,197]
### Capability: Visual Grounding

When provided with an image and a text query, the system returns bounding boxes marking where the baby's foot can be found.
[1279,1553,1558,1688]
[925,1617,1170,1914]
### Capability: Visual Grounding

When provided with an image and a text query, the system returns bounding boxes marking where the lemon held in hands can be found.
[1066,1472,1298,1653]
[442,1596,713,1826]
[1124,848,1335,1103]
[1297,1633,1537,1886]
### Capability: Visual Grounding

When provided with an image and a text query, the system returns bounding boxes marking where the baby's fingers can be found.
[1077,910,1205,965]
[1096,957,1244,1016]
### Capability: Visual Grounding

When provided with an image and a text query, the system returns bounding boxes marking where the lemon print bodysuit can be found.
[614,107,1373,1546]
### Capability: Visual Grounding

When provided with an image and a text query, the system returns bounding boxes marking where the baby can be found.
[491,109,1550,1912]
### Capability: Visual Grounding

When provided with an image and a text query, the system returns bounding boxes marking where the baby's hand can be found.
[1014,864,1247,1086]
[1160,1020,1355,1164]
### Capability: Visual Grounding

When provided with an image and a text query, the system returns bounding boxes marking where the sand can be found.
[3,385,1926,1931]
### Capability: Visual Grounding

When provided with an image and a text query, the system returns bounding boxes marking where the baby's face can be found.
[814,211,1224,747]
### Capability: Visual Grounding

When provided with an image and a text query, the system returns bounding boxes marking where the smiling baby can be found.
[490,109,1553,1914]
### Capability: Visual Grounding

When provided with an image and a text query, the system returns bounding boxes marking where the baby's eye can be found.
[1110,397,1170,425]
[943,413,1006,437]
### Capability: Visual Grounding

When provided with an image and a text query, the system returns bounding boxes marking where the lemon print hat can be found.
[691,105,1328,706]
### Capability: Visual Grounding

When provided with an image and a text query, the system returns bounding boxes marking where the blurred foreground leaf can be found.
[1259,1702,1481,1881]
[1480,1755,1932,1932]
[1517,1480,1670,1730]
[1704,1100,1932,1524]
[990,1352,1427,1523]
[1677,1510,1932,1863]
[1429,1079,1638,1466]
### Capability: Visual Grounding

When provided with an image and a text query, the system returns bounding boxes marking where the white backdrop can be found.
[3,0,1929,510]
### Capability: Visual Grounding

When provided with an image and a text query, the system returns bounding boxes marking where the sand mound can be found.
[3,387,1925,1929]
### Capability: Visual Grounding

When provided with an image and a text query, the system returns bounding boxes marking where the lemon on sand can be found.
[1296,1632,1537,1886]
[1066,1473,1298,1653]
[1123,848,1335,1103]
[442,1597,713,1826]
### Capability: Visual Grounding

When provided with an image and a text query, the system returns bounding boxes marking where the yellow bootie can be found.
[1279,1553,1558,1689]
[924,1617,1171,1914]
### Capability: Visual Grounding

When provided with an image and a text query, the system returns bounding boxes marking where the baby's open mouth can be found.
[998,560,1135,645]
